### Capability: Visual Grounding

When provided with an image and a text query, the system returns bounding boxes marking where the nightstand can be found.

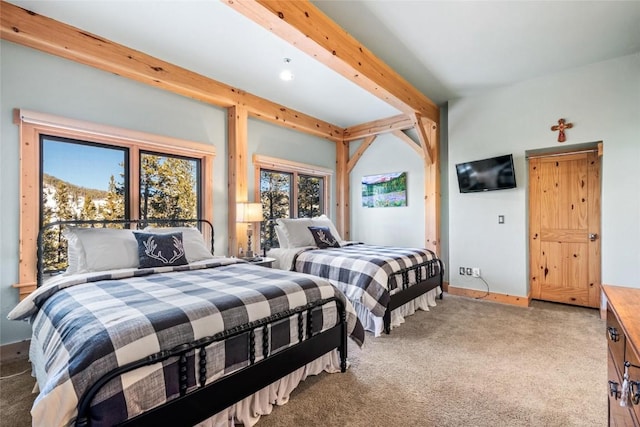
[244,257,275,268]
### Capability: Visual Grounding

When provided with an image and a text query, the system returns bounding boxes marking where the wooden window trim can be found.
[252,154,332,218]
[13,109,216,299]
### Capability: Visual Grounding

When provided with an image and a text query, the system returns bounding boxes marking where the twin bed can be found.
[268,215,444,336]
[10,216,444,426]
[9,219,364,426]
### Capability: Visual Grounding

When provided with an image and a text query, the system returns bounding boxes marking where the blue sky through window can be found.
[43,138,125,191]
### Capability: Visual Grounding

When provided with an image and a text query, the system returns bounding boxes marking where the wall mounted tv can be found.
[455,154,516,193]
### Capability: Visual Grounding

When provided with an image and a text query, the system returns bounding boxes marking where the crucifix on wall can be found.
[551,118,573,143]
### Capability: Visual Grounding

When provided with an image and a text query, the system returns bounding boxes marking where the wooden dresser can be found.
[604,285,640,426]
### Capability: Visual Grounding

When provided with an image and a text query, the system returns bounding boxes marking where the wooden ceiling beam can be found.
[226,0,439,123]
[343,114,414,142]
[0,1,343,142]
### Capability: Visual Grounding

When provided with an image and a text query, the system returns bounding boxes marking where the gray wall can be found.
[0,41,334,345]
[448,53,640,296]
[247,118,339,221]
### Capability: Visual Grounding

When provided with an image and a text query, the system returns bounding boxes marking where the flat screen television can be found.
[455,154,516,193]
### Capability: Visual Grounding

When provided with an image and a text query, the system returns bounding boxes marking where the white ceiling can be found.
[6,1,640,128]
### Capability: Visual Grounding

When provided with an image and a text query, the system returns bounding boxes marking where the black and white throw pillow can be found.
[308,226,341,249]
[135,232,188,268]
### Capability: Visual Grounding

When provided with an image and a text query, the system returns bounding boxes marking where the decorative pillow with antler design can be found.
[134,232,188,268]
[307,226,341,249]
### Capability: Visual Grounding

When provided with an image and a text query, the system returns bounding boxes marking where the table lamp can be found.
[236,202,263,258]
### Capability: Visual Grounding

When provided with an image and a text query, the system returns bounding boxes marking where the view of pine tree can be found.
[260,170,292,247]
[41,188,64,271]
[140,154,197,220]
[297,175,322,218]
[102,174,125,220]
[81,194,97,218]
[54,181,76,221]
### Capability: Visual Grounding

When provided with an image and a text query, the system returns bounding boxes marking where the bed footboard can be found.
[383,258,444,334]
[75,297,348,427]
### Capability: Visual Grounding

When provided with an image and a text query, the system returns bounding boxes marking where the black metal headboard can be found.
[37,218,214,287]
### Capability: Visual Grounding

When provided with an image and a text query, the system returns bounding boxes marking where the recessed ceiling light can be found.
[280,58,294,81]
[279,70,294,81]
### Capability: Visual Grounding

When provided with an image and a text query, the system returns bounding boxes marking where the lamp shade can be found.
[236,202,263,223]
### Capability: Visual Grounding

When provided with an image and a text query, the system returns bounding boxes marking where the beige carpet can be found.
[0,294,607,426]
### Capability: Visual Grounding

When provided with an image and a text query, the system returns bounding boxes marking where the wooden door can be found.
[529,150,601,308]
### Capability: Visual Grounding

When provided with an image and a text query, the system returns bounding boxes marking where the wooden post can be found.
[335,140,350,240]
[228,106,249,256]
[423,118,441,256]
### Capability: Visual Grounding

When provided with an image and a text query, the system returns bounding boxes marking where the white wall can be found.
[448,53,640,297]
[0,41,335,345]
[349,133,425,247]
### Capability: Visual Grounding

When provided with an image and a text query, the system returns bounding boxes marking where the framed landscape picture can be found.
[361,172,407,208]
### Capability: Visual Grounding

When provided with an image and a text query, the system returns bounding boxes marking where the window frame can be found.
[14,109,215,299]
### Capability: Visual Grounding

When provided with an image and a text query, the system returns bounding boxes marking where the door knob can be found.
[589,233,598,241]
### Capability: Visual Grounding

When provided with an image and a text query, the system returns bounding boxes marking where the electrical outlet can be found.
[459,267,465,275]
[472,267,481,278]
[466,267,472,275]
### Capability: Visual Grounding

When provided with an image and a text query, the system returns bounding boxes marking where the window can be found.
[40,138,203,271]
[253,155,332,248]
[139,152,200,220]
[41,136,128,271]
[297,174,324,218]
[15,109,215,297]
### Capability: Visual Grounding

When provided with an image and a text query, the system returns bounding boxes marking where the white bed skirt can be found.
[30,346,343,427]
[353,286,442,337]
[196,350,343,427]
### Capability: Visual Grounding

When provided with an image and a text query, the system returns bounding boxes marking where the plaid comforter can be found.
[9,259,364,427]
[292,244,440,318]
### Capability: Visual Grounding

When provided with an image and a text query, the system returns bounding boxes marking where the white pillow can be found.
[276,218,315,248]
[274,225,290,249]
[310,215,343,242]
[62,228,85,274]
[67,227,139,272]
[143,226,212,262]
[276,215,343,248]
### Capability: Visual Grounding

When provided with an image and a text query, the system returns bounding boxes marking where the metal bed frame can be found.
[36,219,350,426]
[78,297,348,427]
[384,257,444,334]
